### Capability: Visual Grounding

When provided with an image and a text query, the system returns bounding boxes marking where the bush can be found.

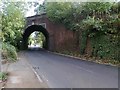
[0,72,7,81]
[2,42,17,62]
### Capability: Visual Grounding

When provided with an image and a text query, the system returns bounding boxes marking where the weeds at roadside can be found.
[0,72,8,82]
[55,51,120,67]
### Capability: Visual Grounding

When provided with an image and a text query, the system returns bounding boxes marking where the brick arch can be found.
[22,25,49,50]
[21,14,78,52]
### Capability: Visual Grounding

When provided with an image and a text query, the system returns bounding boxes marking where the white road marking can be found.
[31,68,43,83]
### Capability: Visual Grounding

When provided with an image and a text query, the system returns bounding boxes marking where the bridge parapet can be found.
[26,13,47,27]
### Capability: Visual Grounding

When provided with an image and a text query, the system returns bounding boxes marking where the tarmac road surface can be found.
[23,48,118,88]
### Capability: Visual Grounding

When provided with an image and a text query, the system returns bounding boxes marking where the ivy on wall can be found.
[45,2,119,62]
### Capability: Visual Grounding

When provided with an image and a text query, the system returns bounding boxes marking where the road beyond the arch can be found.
[23,49,118,88]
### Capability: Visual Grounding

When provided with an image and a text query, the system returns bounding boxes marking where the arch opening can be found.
[22,25,49,50]
[28,31,46,49]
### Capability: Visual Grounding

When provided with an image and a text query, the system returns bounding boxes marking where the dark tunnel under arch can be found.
[22,25,49,50]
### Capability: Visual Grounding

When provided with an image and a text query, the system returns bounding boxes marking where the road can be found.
[23,49,118,88]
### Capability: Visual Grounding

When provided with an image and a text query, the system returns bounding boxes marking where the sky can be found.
[25,0,44,17]
[25,0,120,17]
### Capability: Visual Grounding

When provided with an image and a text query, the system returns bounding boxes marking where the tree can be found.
[28,31,45,48]
[34,0,46,15]
[1,1,25,48]
[1,1,27,61]
[46,1,119,61]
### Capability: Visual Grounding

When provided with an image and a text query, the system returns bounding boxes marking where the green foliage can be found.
[46,2,119,62]
[0,1,26,61]
[47,2,71,22]
[1,2,25,48]
[28,32,45,47]
[46,2,77,29]
[94,35,119,61]
[80,31,88,55]
[34,1,46,15]
[0,72,7,81]
[79,2,119,61]
[2,42,17,61]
